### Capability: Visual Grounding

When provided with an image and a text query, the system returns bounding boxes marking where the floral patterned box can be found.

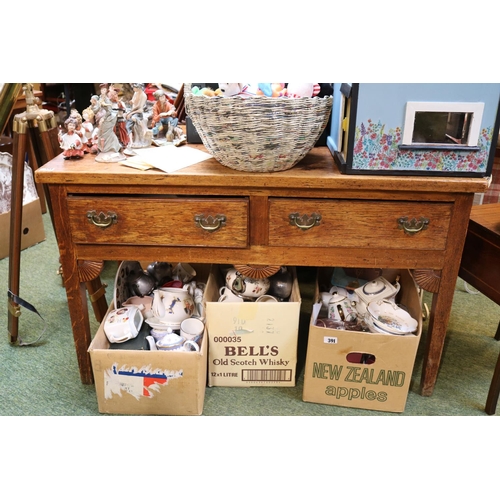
[327,83,500,177]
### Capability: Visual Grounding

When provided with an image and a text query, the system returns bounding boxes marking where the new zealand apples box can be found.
[302,268,422,413]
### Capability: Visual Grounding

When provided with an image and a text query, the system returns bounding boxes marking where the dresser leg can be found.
[485,349,500,415]
[420,285,456,397]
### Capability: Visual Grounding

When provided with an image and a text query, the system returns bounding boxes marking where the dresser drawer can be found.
[67,196,249,248]
[268,198,452,250]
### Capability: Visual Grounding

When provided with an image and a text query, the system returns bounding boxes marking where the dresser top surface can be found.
[35,146,490,194]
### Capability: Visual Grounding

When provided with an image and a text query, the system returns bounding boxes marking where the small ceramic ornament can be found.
[59,117,84,160]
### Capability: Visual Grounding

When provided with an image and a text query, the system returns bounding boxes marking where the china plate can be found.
[114,261,143,308]
[367,300,418,334]
[363,314,397,335]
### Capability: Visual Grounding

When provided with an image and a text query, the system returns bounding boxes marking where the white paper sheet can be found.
[132,145,213,173]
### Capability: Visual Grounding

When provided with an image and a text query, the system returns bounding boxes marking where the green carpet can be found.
[1,211,499,417]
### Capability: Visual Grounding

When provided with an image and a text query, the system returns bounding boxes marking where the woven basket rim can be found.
[184,83,333,101]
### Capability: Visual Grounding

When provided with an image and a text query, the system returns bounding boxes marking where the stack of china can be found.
[363,299,418,336]
[148,317,205,352]
[219,266,292,302]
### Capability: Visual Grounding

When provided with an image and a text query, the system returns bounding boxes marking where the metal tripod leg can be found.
[7,84,59,343]
[7,128,28,342]
[7,83,109,345]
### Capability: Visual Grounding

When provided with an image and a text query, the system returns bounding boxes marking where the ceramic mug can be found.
[218,286,244,303]
[255,294,279,303]
[104,305,144,343]
[180,317,205,342]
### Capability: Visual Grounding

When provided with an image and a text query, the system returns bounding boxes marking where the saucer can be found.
[363,314,396,335]
[145,317,181,331]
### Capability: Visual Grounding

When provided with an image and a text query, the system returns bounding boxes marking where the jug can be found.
[151,287,195,328]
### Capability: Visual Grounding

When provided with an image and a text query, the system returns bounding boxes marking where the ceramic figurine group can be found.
[58,83,186,162]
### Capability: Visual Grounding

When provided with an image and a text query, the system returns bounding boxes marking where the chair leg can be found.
[495,320,500,341]
[485,348,500,415]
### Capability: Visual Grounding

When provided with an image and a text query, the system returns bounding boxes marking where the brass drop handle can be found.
[289,212,322,231]
[194,214,226,232]
[87,210,118,228]
[397,216,430,235]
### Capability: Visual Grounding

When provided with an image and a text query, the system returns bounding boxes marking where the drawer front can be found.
[268,198,451,250]
[67,196,249,248]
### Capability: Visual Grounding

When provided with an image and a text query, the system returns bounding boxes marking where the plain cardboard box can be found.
[88,264,211,416]
[206,266,301,387]
[0,198,45,260]
[302,269,422,413]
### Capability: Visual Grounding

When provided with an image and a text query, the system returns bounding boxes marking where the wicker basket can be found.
[184,83,333,173]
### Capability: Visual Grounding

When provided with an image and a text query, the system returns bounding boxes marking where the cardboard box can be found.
[302,269,422,413]
[88,265,212,416]
[0,198,45,260]
[206,266,301,387]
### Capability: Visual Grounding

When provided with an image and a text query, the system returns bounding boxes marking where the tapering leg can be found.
[7,128,28,343]
[485,349,500,415]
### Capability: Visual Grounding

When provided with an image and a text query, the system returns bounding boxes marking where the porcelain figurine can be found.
[151,89,178,138]
[108,84,129,149]
[125,83,150,148]
[81,107,95,153]
[59,117,84,159]
[94,84,127,163]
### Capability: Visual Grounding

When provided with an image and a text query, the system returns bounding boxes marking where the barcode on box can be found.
[324,336,338,345]
[242,370,292,382]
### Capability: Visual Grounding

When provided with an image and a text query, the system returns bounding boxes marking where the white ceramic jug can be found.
[151,287,195,328]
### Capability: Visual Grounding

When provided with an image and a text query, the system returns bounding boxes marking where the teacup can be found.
[104,305,144,343]
[180,317,205,342]
[225,268,270,299]
[255,294,279,303]
[218,286,244,303]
